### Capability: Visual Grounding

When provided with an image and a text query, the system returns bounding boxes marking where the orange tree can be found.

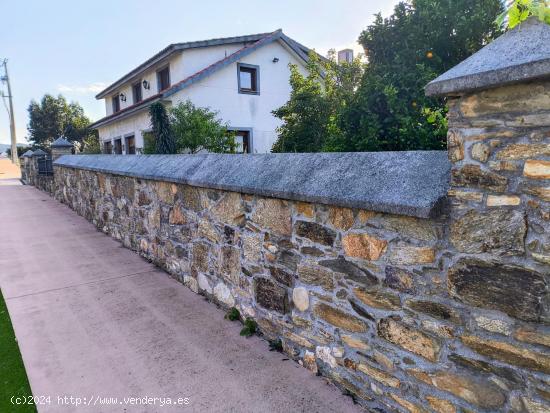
[272,0,504,152]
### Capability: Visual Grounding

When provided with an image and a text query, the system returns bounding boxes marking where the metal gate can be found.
[37,155,53,176]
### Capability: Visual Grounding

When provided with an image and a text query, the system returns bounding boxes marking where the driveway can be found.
[0,184,361,412]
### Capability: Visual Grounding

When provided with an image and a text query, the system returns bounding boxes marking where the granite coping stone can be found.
[32,149,47,157]
[51,137,73,148]
[426,17,550,96]
[54,151,450,219]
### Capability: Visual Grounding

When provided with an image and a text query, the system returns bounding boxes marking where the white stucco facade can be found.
[94,34,309,154]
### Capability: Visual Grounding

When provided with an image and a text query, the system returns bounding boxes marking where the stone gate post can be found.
[426,17,549,411]
[20,150,33,184]
[30,149,47,187]
[51,137,73,161]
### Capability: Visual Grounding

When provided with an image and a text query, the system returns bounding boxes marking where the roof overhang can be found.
[95,32,276,99]
[90,95,168,129]
[91,30,321,129]
[96,48,176,99]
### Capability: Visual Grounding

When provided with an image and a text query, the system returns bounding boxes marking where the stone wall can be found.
[22,155,54,193]
[433,80,549,413]
[23,156,38,186]
[35,174,54,194]
[19,156,30,183]
[51,149,548,413]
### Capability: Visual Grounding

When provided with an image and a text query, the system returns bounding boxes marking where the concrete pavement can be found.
[0,178,21,186]
[0,184,361,413]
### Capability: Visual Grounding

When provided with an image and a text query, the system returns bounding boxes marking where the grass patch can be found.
[224,307,240,321]
[240,318,257,337]
[0,288,36,412]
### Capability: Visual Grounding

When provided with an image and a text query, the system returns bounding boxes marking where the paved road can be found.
[0,184,361,413]
[0,157,21,180]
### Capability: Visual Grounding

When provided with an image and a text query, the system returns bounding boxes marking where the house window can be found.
[103,141,112,154]
[157,66,170,91]
[126,135,136,154]
[132,81,142,104]
[233,130,251,153]
[237,63,259,94]
[114,138,123,154]
[112,94,120,113]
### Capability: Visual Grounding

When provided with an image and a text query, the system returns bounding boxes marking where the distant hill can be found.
[0,143,26,154]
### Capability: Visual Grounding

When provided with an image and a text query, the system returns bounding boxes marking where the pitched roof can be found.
[51,137,73,147]
[32,149,47,157]
[91,30,315,129]
[164,29,283,98]
[89,93,163,129]
[96,30,313,99]
[426,17,550,96]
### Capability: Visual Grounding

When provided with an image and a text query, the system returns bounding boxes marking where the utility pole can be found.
[1,59,18,165]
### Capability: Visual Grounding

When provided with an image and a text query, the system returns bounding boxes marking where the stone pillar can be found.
[426,18,549,411]
[50,137,73,161]
[19,150,33,184]
[30,149,47,186]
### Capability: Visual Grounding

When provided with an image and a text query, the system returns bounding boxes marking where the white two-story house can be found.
[91,30,316,154]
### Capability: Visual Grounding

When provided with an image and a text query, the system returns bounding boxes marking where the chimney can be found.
[337,49,354,64]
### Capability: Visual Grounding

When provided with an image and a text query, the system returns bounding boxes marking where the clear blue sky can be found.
[0,0,400,145]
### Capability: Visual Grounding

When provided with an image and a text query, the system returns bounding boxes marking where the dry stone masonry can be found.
[31,18,549,413]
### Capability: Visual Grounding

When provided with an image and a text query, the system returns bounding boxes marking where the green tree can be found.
[149,102,176,154]
[170,100,236,154]
[81,130,101,154]
[343,0,503,152]
[271,52,363,153]
[142,131,156,154]
[6,145,33,158]
[272,0,503,153]
[27,94,92,148]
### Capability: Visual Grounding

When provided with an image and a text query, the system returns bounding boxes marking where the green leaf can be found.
[495,10,507,27]
[240,318,257,337]
[225,307,240,321]
[504,0,550,29]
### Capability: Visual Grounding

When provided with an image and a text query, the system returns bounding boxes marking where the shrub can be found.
[240,318,257,337]
[82,132,101,154]
[225,307,240,321]
[170,100,236,154]
[142,131,156,155]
